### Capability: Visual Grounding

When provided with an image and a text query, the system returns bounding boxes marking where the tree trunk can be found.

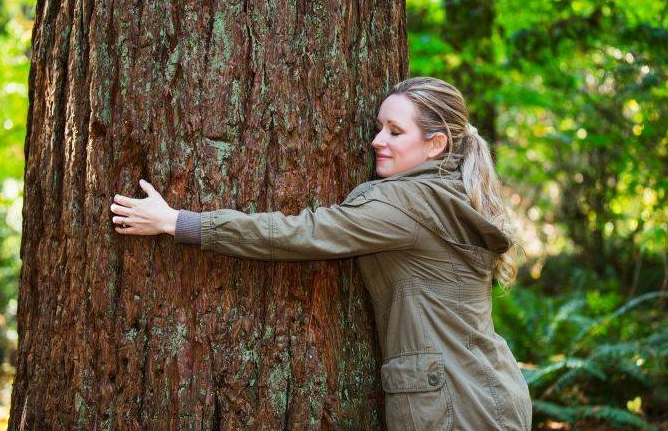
[10,1,407,430]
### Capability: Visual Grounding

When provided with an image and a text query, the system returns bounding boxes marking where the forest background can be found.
[0,0,666,430]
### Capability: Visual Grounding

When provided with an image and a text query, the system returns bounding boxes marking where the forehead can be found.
[376,94,416,126]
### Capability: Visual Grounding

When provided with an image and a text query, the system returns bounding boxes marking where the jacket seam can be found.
[450,258,464,319]
[201,212,208,250]
[408,219,420,249]
[375,277,488,316]
[416,295,429,349]
[202,212,213,251]
[469,339,509,431]
[443,375,455,431]
[383,348,440,360]
[406,394,419,430]
[211,238,264,243]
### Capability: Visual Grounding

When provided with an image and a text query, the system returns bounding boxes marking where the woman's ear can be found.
[427,132,448,158]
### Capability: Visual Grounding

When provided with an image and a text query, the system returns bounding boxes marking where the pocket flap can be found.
[381,351,446,393]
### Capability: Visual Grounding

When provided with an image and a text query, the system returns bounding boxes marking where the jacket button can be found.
[428,374,439,386]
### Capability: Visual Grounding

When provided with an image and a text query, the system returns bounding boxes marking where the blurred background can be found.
[0,0,666,429]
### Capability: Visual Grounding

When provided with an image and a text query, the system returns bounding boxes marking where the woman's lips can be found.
[376,155,392,160]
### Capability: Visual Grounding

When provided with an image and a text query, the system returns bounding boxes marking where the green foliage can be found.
[495,0,668,264]
[408,2,667,426]
[0,0,31,182]
[0,178,20,410]
[532,400,657,430]
[0,180,21,313]
[410,0,668,265]
[493,282,668,430]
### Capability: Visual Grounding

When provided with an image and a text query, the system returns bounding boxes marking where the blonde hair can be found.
[388,76,520,290]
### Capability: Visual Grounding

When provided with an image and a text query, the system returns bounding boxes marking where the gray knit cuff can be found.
[174,209,202,245]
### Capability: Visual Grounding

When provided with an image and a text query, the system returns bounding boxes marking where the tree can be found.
[9,1,408,429]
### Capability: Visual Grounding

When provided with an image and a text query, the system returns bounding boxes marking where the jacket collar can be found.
[344,151,464,202]
[383,152,464,181]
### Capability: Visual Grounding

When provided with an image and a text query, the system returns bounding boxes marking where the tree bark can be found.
[10,0,407,430]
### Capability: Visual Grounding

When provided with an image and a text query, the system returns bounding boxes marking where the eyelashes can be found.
[375,126,400,136]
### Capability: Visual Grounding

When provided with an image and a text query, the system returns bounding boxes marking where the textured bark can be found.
[10,1,407,430]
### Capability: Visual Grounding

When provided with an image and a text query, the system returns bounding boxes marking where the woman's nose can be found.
[371,135,386,149]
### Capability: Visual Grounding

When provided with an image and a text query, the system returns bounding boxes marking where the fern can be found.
[532,399,579,423]
[526,357,606,387]
[548,366,597,395]
[591,341,640,358]
[578,405,656,431]
[545,298,586,344]
[532,400,657,430]
[494,287,668,430]
[587,342,651,386]
[614,361,651,386]
[569,291,668,354]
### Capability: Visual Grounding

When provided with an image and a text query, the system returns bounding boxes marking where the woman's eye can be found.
[375,124,399,136]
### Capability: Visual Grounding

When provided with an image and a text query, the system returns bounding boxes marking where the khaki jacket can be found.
[199,153,532,431]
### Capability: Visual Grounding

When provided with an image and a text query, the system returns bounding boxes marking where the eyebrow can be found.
[376,118,405,129]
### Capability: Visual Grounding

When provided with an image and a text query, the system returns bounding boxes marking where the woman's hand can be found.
[110,179,179,236]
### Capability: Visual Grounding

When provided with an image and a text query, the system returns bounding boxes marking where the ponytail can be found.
[461,125,520,290]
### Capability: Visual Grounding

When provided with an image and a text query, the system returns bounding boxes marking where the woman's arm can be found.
[193,199,419,261]
[111,180,419,261]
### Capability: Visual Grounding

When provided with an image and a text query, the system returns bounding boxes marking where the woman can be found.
[110,77,531,431]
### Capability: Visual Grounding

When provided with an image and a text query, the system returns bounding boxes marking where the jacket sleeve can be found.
[199,198,419,261]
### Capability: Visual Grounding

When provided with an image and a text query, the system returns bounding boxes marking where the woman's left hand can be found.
[110,179,179,236]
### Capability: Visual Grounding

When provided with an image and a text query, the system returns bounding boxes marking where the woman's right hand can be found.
[110,179,179,236]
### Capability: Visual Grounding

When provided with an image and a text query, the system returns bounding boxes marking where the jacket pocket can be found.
[381,351,453,431]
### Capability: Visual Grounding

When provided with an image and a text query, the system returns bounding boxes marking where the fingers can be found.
[111,179,160,237]
[115,225,139,235]
[139,179,158,197]
[114,193,139,207]
[112,215,144,235]
[110,203,133,216]
[113,179,158,208]
[112,216,132,226]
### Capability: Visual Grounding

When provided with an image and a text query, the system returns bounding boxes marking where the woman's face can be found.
[371,94,446,178]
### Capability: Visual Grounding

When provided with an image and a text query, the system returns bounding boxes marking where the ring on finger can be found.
[120,217,130,228]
